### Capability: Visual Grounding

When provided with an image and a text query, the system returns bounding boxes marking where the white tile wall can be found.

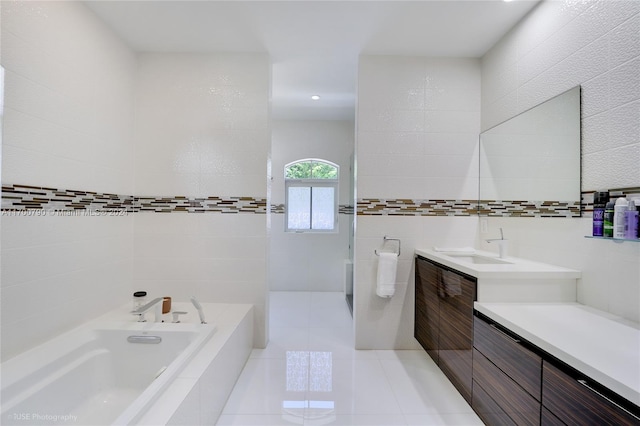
[482,0,640,322]
[133,53,270,348]
[134,53,269,198]
[1,0,136,195]
[357,56,481,201]
[354,56,481,349]
[0,1,136,360]
[270,120,353,292]
[1,214,134,360]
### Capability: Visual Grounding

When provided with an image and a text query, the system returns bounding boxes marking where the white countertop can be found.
[415,248,581,280]
[475,302,640,406]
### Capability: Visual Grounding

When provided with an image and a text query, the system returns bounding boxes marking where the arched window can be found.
[284,159,339,232]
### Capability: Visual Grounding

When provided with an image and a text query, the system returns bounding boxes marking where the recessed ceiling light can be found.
[311,95,320,100]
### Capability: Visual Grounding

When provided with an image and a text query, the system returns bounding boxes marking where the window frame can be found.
[284,159,339,233]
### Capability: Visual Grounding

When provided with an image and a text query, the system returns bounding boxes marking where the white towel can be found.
[376,252,398,298]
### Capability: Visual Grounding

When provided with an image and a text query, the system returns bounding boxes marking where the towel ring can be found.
[374,236,401,257]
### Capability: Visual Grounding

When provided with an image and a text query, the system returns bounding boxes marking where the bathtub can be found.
[1,321,216,425]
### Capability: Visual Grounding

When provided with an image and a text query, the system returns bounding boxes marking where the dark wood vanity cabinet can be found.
[542,361,640,425]
[472,312,640,426]
[414,256,476,403]
[472,313,542,426]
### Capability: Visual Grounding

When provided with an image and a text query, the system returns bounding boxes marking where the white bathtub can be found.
[1,321,216,425]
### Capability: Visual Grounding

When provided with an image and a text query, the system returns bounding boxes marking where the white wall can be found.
[481,0,640,323]
[0,1,136,360]
[355,56,482,349]
[270,120,353,292]
[133,53,270,348]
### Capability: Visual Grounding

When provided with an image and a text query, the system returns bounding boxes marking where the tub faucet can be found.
[486,227,508,258]
[190,296,207,324]
[131,297,164,322]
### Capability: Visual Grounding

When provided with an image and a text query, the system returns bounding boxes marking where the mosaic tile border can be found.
[1,184,267,214]
[358,198,581,217]
[2,184,136,212]
[12,183,638,218]
[358,199,477,216]
[477,200,581,217]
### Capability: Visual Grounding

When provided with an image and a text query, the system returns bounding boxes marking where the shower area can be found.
[268,120,355,308]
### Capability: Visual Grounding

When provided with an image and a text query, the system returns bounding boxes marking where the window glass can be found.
[284,159,339,233]
[287,186,311,230]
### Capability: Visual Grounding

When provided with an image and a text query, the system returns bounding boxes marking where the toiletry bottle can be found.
[603,199,616,238]
[625,199,638,240]
[592,191,609,237]
[613,197,628,239]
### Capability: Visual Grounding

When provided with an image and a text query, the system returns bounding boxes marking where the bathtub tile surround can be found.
[1,0,137,360]
[133,52,269,350]
[1,0,271,361]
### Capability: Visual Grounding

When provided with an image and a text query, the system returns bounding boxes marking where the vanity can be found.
[414,249,640,425]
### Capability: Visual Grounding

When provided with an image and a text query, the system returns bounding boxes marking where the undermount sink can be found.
[444,253,513,265]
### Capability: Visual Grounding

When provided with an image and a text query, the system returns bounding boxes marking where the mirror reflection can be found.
[479,86,581,217]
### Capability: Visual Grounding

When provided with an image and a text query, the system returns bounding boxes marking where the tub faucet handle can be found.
[172,311,188,323]
[132,312,147,322]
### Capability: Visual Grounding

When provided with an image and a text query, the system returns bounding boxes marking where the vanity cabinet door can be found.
[543,361,640,425]
[414,256,477,404]
[473,314,542,401]
[473,349,541,426]
[438,268,476,403]
[414,257,440,363]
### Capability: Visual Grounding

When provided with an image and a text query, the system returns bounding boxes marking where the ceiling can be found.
[85,0,539,121]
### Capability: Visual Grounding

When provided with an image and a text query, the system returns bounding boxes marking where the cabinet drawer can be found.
[474,315,542,400]
[472,379,517,426]
[543,361,640,425]
[473,349,540,426]
[541,407,566,426]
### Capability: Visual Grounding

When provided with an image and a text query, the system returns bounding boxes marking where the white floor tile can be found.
[216,414,303,425]
[221,358,307,415]
[309,359,401,415]
[404,413,485,425]
[218,291,482,426]
[380,358,474,415]
[252,326,310,359]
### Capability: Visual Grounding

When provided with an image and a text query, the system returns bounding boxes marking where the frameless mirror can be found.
[479,86,581,217]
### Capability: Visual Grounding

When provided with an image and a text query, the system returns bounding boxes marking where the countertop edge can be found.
[415,248,581,279]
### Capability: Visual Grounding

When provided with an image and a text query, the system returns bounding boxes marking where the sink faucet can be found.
[131,297,164,322]
[486,227,508,259]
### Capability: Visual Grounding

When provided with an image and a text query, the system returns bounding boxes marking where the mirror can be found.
[479,86,581,217]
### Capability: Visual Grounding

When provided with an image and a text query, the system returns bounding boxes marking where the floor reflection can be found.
[284,351,335,423]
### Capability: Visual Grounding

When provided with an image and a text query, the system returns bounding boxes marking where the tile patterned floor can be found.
[216,292,483,426]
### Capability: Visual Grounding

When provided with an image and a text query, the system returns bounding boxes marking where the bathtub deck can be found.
[136,303,254,426]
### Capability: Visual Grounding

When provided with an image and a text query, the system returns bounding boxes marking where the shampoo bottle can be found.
[625,199,638,239]
[613,197,628,239]
[592,191,609,237]
[603,199,616,238]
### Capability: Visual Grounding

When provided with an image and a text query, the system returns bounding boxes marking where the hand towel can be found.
[376,252,398,298]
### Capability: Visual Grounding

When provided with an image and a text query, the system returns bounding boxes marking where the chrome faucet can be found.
[131,297,164,322]
[486,227,508,258]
